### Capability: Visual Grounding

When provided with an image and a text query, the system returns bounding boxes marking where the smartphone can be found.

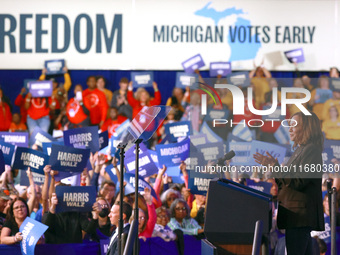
[76,91,83,101]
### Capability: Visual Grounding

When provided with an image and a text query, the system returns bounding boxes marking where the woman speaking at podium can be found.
[254,112,324,255]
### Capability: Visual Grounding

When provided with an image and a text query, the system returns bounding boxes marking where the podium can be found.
[204,179,272,255]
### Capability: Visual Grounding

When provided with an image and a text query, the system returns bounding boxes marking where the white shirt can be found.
[108,223,129,249]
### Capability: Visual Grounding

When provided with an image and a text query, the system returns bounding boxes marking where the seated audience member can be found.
[101,107,128,138]
[0,88,12,131]
[64,84,91,129]
[137,188,157,240]
[167,198,203,236]
[322,106,340,140]
[111,77,132,120]
[107,201,132,255]
[83,75,108,127]
[152,206,176,241]
[96,76,113,106]
[14,87,28,124]
[9,113,27,132]
[322,89,340,122]
[127,81,161,119]
[0,197,28,244]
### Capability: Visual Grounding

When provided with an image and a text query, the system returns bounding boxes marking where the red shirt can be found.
[14,94,27,123]
[127,90,161,119]
[101,115,128,138]
[83,88,108,125]
[25,96,51,120]
[0,102,12,131]
[66,97,91,124]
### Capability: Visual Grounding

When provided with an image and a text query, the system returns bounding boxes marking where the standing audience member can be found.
[101,107,128,138]
[14,87,28,124]
[111,77,132,120]
[0,88,12,131]
[83,76,108,127]
[96,76,113,106]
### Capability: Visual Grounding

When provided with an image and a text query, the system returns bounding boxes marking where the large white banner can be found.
[1,0,340,71]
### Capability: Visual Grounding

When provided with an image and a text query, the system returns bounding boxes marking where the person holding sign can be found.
[0,197,28,244]
[0,88,12,131]
[249,60,271,108]
[96,76,113,106]
[83,76,108,128]
[127,81,161,119]
[253,112,324,255]
[39,66,72,96]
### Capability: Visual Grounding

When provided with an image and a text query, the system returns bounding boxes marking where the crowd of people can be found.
[0,62,339,255]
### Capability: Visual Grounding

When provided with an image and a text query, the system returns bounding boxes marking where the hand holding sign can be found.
[253,151,278,167]
[50,193,58,214]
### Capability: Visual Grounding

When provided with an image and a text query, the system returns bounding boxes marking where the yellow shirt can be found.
[321,99,340,121]
[322,118,340,140]
[39,72,72,92]
[251,77,270,108]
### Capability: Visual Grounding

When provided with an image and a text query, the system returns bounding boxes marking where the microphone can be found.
[216,150,236,166]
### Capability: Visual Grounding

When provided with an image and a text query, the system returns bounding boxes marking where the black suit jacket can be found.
[275,143,324,231]
[106,224,130,255]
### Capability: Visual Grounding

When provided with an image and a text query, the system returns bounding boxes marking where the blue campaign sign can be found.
[114,119,130,139]
[42,141,64,156]
[104,164,118,184]
[55,186,97,213]
[23,79,35,91]
[261,106,285,121]
[246,179,272,195]
[189,134,207,147]
[209,62,231,77]
[181,54,205,74]
[164,121,191,141]
[0,132,29,147]
[204,106,230,122]
[13,147,49,174]
[49,144,90,172]
[131,71,154,88]
[185,150,206,171]
[322,148,334,165]
[30,126,55,148]
[188,171,218,195]
[0,150,4,175]
[99,131,109,150]
[124,173,158,199]
[100,238,110,255]
[109,136,123,156]
[125,147,159,178]
[232,122,253,141]
[156,138,190,167]
[227,72,250,87]
[200,121,223,143]
[284,48,305,63]
[64,126,99,153]
[229,142,252,166]
[171,174,185,184]
[28,80,53,98]
[19,217,48,255]
[324,139,340,160]
[175,72,199,89]
[44,59,65,75]
[20,172,45,186]
[315,89,333,104]
[196,141,224,163]
[0,140,16,165]
[330,78,340,92]
[274,125,290,144]
[249,140,287,165]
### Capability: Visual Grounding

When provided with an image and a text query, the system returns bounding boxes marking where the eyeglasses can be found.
[167,197,177,202]
[100,204,109,208]
[175,207,186,212]
[13,205,26,211]
[139,216,145,221]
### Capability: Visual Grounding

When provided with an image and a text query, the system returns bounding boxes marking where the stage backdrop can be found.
[1,0,340,71]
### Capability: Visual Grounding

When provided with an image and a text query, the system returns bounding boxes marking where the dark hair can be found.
[96,75,107,85]
[115,201,132,222]
[6,197,29,224]
[169,198,190,219]
[86,76,96,83]
[291,112,324,149]
[317,75,329,88]
[156,206,170,218]
[119,77,129,84]
[314,236,327,253]
[100,180,116,190]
